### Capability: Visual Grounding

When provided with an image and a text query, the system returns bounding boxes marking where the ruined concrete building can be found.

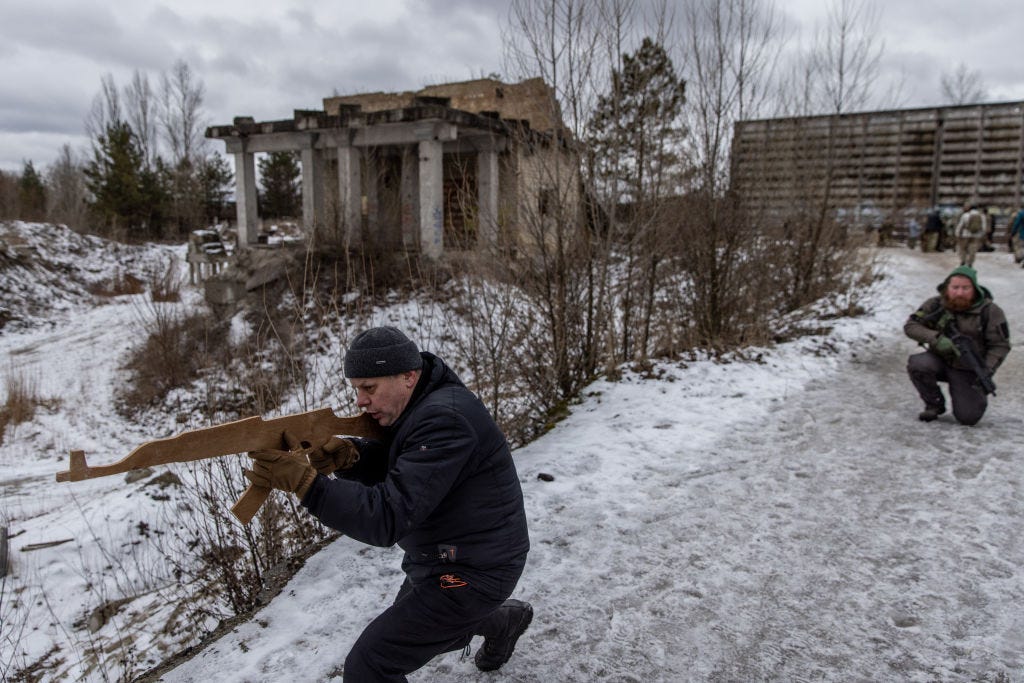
[206,78,578,256]
[731,100,1024,228]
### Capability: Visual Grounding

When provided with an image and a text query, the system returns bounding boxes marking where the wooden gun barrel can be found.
[57,408,383,524]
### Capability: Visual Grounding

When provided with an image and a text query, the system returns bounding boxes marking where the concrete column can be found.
[400,146,419,249]
[478,149,499,245]
[360,152,376,242]
[233,151,258,247]
[418,139,444,258]
[301,144,325,232]
[337,145,361,249]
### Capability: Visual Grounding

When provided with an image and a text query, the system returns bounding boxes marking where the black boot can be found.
[918,404,946,422]
[474,599,533,672]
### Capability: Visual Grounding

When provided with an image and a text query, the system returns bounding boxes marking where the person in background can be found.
[922,207,943,253]
[906,215,922,250]
[904,266,1010,425]
[1009,204,1024,265]
[979,207,997,252]
[243,327,533,681]
[954,203,986,267]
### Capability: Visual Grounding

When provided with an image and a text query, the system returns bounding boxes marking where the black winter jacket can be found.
[301,352,530,584]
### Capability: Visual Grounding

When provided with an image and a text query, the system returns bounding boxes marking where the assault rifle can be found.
[923,308,997,396]
[56,408,384,524]
[946,322,997,396]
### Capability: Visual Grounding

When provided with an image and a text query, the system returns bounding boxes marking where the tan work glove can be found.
[283,430,359,476]
[244,448,318,500]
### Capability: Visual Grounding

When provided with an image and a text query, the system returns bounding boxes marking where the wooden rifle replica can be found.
[56,408,384,524]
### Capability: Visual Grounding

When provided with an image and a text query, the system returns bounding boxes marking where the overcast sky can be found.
[1,0,1022,173]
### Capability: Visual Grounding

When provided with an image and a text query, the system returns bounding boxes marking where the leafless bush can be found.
[0,511,30,681]
[148,260,182,302]
[148,457,332,619]
[117,305,230,414]
[87,270,146,298]
[1,366,43,443]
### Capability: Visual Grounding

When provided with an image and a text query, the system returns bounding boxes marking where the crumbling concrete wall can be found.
[324,78,565,134]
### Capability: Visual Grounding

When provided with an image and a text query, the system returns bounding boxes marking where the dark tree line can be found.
[0,60,235,241]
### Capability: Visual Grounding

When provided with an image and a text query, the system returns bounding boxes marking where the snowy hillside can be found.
[1,222,1022,682]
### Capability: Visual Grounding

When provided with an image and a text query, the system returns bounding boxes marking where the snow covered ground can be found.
[2,223,1022,682]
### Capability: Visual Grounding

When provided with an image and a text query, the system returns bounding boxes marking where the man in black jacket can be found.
[244,327,532,681]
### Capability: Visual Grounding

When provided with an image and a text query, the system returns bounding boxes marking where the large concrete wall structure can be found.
[208,78,574,256]
[731,101,1024,227]
[325,78,566,135]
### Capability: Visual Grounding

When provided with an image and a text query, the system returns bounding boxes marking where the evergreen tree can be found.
[258,151,301,218]
[198,153,234,223]
[586,37,687,361]
[18,160,47,221]
[166,157,204,235]
[84,121,151,236]
[0,170,17,219]
[587,37,687,207]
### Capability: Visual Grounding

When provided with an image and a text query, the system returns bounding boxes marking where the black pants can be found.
[344,564,523,682]
[907,351,987,425]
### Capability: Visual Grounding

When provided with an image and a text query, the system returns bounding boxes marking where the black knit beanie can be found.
[344,326,423,378]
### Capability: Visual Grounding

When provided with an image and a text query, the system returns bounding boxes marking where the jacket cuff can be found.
[294,467,317,501]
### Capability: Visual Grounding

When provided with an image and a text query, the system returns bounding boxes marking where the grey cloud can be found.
[0,84,90,135]
[3,3,169,72]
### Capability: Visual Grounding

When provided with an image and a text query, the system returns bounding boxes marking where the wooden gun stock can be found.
[56,408,383,524]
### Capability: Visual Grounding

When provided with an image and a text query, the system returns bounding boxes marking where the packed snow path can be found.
[160,249,1023,683]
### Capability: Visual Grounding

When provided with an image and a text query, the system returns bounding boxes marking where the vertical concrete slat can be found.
[930,109,946,207]
[973,105,985,201]
[478,149,499,246]
[301,144,325,234]
[233,150,258,247]
[401,146,419,249]
[418,139,444,258]
[337,145,361,250]
[1016,106,1024,207]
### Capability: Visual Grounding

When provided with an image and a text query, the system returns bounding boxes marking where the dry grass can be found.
[0,367,43,443]
[88,270,146,298]
[149,262,182,303]
[117,308,228,413]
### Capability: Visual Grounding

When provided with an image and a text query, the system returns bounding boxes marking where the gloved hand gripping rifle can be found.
[921,308,997,396]
[55,408,384,524]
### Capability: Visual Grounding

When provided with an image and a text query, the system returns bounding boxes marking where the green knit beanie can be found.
[939,265,980,293]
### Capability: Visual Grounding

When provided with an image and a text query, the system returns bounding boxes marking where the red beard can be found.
[943,293,973,312]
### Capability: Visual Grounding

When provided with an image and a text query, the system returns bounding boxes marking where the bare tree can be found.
[940,62,987,105]
[681,0,782,193]
[84,73,121,144]
[810,0,884,115]
[501,0,612,402]
[46,144,88,230]
[160,59,207,168]
[661,0,794,348]
[759,0,884,309]
[125,70,159,169]
[160,60,209,234]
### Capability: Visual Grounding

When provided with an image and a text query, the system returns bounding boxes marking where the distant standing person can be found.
[1009,204,1024,265]
[243,327,533,681]
[981,207,997,252]
[906,215,922,250]
[922,208,943,252]
[904,266,1010,425]
[955,203,986,266]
